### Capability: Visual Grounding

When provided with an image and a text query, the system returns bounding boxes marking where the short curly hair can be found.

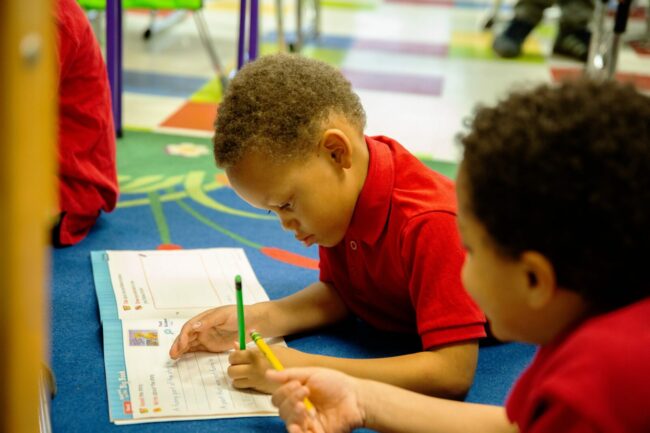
[460,79,650,312]
[213,54,366,167]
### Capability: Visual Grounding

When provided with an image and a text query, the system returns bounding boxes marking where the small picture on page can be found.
[129,330,159,346]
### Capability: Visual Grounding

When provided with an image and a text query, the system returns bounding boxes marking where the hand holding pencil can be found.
[250,331,315,412]
[268,366,366,432]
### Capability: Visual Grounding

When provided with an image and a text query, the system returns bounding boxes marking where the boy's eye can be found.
[278,203,292,211]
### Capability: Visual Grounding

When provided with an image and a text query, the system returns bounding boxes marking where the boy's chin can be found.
[317,237,343,248]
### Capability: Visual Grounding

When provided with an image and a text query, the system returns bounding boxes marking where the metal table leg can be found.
[106,0,123,137]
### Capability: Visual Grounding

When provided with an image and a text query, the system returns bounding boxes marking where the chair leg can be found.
[193,10,229,91]
[607,0,632,77]
[585,0,610,79]
[276,0,287,51]
[295,0,304,51]
[482,0,502,30]
[291,0,320,51]
[144,10,157,39]
[313,0,321,39]
[144,10,189,40]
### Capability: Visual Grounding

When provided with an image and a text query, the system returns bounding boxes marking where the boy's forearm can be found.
[301,342,479,399]
[358,378,517,433]
[256,281,349,337]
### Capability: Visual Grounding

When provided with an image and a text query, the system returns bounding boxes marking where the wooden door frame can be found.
[0,1,56,432]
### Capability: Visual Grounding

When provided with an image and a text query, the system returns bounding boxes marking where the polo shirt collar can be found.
[347,136,394,245]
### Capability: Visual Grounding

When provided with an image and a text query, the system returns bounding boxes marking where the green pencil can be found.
[235,275,246,350]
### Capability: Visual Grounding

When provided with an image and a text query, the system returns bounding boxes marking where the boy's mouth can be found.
[296,233,315,247]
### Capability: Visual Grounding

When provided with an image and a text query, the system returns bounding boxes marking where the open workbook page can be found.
[91,248,280,424]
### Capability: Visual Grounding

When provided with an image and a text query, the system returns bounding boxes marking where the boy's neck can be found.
[534,290,590,345]
[351,133,370,198]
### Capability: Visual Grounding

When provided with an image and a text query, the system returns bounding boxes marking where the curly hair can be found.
[213,54,366,167]
[459,79,650,312]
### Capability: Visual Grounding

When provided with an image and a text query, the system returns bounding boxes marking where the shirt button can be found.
[349,241,357,250]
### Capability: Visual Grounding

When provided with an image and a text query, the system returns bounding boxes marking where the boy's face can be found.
[456,167,533,343]
[226,146,359,248]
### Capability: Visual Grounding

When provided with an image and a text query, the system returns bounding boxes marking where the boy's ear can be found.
[320,129,352,169]
[520,251,556,310]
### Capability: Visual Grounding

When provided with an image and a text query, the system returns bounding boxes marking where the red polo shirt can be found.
[319,135,485,349]
[55,0,118,245]
[506,297,650,433]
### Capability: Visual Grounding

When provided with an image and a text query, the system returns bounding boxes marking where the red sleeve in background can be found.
[402,212,486,349]
[54,0,118,245]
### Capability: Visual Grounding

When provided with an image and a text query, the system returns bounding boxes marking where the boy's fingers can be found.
[227,362,254,380]
[175,323,195,350]
[276,385,313,430]
[169,332,193,358]
[266,369,289,383]
[271,380,304,408]
[231,377,253,389]
[273,367,317,384]
[176,311,212,342]
[229,347,251,364]
[188,343,206,353]
[169,341,180,359]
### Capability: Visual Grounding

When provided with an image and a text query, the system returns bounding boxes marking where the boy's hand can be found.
[169,305,260,359]
[228,345,306,394]
[268,367,365,433]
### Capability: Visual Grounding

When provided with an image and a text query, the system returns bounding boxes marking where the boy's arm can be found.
[290,339,479,399]
[269,367,518,433]
[362,386,515,433]
[259,280,350,337]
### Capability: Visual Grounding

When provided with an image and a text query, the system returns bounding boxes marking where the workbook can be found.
[91,248,279,424]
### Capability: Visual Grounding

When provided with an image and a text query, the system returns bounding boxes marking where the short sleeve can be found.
[401,211,486,349]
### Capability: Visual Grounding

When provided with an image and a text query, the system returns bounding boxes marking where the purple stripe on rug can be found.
[341,69,443,96]
[352,39,448,56]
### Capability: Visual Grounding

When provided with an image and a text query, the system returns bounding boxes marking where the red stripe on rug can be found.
[551,68,650,92]
[260,247,320,270]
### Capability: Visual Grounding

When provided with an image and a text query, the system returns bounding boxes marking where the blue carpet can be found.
[51,130,536,432]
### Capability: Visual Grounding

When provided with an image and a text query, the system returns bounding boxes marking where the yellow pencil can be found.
[250,331,315,412]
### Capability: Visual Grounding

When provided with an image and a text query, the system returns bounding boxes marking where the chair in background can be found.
[274,0,321,52]
[78,0,228,91]
[483,0,649,79]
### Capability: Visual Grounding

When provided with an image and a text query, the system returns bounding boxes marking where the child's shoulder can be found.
[511,298,650,433]
[553,297,650,375]
[575,297,650,344]
[370,135,450,179]
[368,136,457,214]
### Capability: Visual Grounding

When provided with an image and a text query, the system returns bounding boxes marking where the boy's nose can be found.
[279,215,298,231]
